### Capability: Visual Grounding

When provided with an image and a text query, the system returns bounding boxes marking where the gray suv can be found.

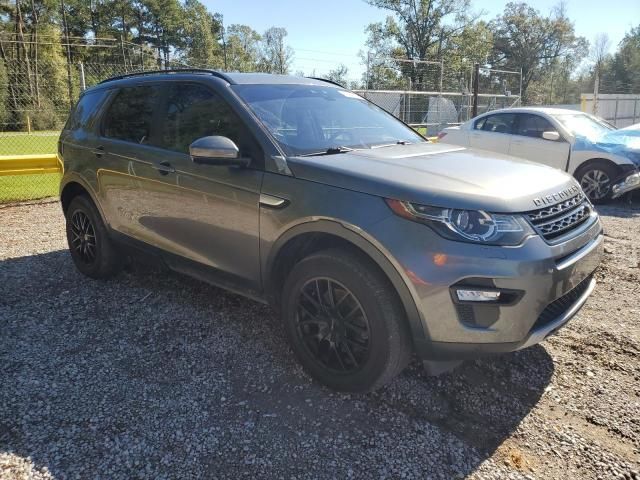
[59,70,603,392]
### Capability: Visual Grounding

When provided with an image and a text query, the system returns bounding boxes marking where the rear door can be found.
[468,113,516,155]
[509,113,570,170]
[97,84,182,250]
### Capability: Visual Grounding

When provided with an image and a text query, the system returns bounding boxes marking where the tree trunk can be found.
[15,1,35,100]
[30,0,40,106]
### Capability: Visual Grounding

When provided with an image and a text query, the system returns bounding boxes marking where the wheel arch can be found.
[264,219,427,347]
[573,157,623,179]
[60,175,108,224]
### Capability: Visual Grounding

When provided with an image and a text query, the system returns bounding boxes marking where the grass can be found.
[0,173,61,203]
[0,131,60,156]
[0,131,61,202]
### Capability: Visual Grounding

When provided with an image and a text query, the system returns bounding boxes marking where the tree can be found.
[225,24,261,72]
[590,33,611,75]
[363,0,477,89]
[259,26,293,74]
[0,57,8,126]
[326,64,349,86]
[490,2,587,103]
[602,25,640,93]
[182,0,223,67]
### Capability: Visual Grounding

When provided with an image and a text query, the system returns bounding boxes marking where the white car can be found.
[439,107,640,203]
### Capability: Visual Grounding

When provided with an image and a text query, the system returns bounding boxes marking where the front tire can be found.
[281,248,411,392]
[65,195,122,279]
[576,161,617,204]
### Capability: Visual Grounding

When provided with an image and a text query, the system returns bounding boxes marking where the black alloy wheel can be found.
[70,210,97,264]
[295,277,371,373]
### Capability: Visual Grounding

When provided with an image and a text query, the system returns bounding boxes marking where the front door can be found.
[148,81,264,291]
[509,113,570,170]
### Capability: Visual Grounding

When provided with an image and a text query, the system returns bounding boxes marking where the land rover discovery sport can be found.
[59,70,603,392]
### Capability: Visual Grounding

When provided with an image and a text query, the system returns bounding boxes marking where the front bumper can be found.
[368,211,603,360]
[612,171,640,199]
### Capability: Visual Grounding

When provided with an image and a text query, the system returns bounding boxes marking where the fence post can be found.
[472,63,480,118]
[519,67,523,105]
[593,71,599,115]
[439,59,444,95]
[79,62,86,91]
[633,98,638,124]
[614,97,619,126]
[407,78,411,124]
[366,51,371,90]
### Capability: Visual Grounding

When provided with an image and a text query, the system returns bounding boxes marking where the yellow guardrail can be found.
[0,154,62,176]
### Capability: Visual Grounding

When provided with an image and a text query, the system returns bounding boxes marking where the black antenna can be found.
[306,77,346,88]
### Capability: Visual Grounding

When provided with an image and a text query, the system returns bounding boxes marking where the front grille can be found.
[525,193,592,241]
[532,275,593,331]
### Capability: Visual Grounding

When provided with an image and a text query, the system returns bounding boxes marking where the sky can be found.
[202,0,640,80]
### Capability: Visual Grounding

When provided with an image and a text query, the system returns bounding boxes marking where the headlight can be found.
[386,199,534,246]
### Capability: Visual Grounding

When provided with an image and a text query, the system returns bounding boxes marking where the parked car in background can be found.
[439,108,640,203]
[59,71,603,392]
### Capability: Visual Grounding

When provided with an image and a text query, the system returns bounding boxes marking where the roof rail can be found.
[306,76,346,88]
[98,68,234,85]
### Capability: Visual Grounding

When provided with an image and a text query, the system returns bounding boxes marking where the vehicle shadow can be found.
[596,194,640,218]
[1,250,553,478]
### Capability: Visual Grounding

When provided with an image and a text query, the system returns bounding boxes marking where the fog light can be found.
[456,289,501,302]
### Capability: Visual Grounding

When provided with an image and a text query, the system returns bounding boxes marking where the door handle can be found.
[154,161,175,175]
[93,145,105,157]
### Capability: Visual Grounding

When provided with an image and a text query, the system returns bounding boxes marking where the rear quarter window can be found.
[64,90,109,132]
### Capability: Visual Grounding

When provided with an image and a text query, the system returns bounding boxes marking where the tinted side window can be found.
[159,83,258,158]
[65,90,108,132]
[103,86,159,144]
[515,114,555,138]
[473,117,487,130]
[480,114,516,134]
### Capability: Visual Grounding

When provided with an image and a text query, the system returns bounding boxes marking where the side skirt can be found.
[108,229,268,305]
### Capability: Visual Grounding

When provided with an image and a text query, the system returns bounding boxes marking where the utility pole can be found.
[472,63,480,117]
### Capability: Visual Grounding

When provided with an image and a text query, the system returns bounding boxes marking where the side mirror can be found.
[542,131,561,141]
[189,136,249,167]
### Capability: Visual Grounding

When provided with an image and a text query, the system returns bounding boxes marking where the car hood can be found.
[287,143,581,213]
[574,132,640,167]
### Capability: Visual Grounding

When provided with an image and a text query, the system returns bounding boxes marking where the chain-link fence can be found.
[0,171,61,203]
[356,59,522,135]
[0,57,142,203]
[0,58,188,155]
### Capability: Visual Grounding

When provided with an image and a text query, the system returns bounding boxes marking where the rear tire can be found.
[65,195,122,279]
[281,248,411,392]
[575,161,617,204]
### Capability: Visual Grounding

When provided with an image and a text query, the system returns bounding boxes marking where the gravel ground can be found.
[1,198,639,480]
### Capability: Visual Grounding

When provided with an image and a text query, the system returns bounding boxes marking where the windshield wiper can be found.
[371,140,412,149]
[300,146,355,157]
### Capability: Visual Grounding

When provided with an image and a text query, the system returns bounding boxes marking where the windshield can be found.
[232,84,425,156]
[553,113,614,140]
